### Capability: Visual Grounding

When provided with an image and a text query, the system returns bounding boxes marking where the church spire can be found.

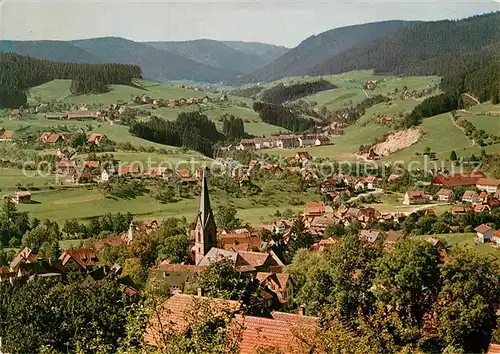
[192,167,217,264]
[199,167,213,227]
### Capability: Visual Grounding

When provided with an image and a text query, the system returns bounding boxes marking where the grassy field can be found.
[417,233,499,257]
[24,79,286,138]
[0,168,55,192]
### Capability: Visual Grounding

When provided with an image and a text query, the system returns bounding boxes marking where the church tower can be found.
[192,167,217,264]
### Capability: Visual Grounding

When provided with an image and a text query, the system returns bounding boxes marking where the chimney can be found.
[298,305,305,316]
[197,288,203,297]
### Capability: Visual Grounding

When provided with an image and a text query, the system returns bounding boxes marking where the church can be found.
[190,167,218,264]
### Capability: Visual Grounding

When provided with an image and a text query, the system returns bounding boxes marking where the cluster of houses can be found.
[401,172,500,210]
[132,94,217,107]
[474,224,500,246]
[37,131,107,146]
[235,134,330,151]
[45,111,97,120]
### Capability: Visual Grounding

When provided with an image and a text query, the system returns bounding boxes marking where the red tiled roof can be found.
[237,251,271,267]
[477,178,500,187]
[177,168,192,178]
[406,191,426,198]
[235,313,319,354]
[93,236,126,251]
[143,294,241,347]
[488,343,500,354]
[117,165,140,175]
[475,224,492,234]
[436,189,453,196]
[304,201,325,215]
[84,160,100,169]
[67,111,96,119]
[433,172,485,187]
[59,248,98,269]
[0,130,14,140]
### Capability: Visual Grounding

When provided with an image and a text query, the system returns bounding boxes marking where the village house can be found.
[364,176,382,189]
[10,247,38,269]
[83,160,100,170]
[303,201,325,218]
[433,171,485,187]
[384,231,404,248]
[255,272,294,309]
[462,190,479,204]
[219,230,262,252]
[66,172,94,185]
[476,178,500,194]
[9,109,22,117]
[474,204,491,213]
[276,136,300,149]
[197,247,284,273]
[59,248,99,279]
[38,132,64,144]
[45,113,68,120]
[150,264,206,294]
[236,139,256,151]
[475,224,494,243]
[67,111,96,120]
[57,159,76,174]
[492,230,500,247]
[0,128,14,142]
[86,133,106,146]
[403,191,430,205]
[298,135,317,147]
[11,191,31,204]
[294,151,311,162]
[117,165,141,178]
[435,189,454,202]
[359,229,382,244]
[142,294,318,353]
[310,237,337,253]
[387,174,401,183]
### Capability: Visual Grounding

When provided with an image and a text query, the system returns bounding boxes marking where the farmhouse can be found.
[403,191,430,205]
[384,231,403,248]
[38,132,64,144]
[364,176,382,189]
[435,189,453,202]
[86,133,106,145]
[304,202,325,217]
[476,178,500,194]
[433,172,485,187]
[12,191,31,204]
[462,190,479,204]
[0,128,14,142]
[298,135,317,147]
[57,159,76,173]
[83,160,100,169]
[359,229,382,244]
[101,168,118,181]
[236,139,256,151]
[67,111,96,120]
[294,151,311,162]
[276,136,300,149]
[117,165,141,177]
[474,224,494,243]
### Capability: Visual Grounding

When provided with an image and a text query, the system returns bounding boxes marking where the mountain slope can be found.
[222,41,289,62]
[70,37,237,83]
[0,40,105,64]
[144,39,269,74]
[237,20,419,83]
[311,12,500,76]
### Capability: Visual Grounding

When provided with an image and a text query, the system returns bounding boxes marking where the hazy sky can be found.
[1,0,498,47]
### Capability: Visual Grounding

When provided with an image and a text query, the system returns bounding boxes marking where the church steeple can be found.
[192,167,217,264]
[199,167,213,228]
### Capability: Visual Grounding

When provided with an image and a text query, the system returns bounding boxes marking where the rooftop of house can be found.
[59,248,98,269]
[477,178,500,187]
[143,294,242,347]
[475,224,493,234]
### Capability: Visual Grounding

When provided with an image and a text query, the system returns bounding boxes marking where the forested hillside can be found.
[0,40,105,64]
[0,53,141,108]
[222,41,289,62]
[71,37,235,83]
[312,12,500,77]
[260,79,336,104]
[144,39,271,74]
[238,20,418,83]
